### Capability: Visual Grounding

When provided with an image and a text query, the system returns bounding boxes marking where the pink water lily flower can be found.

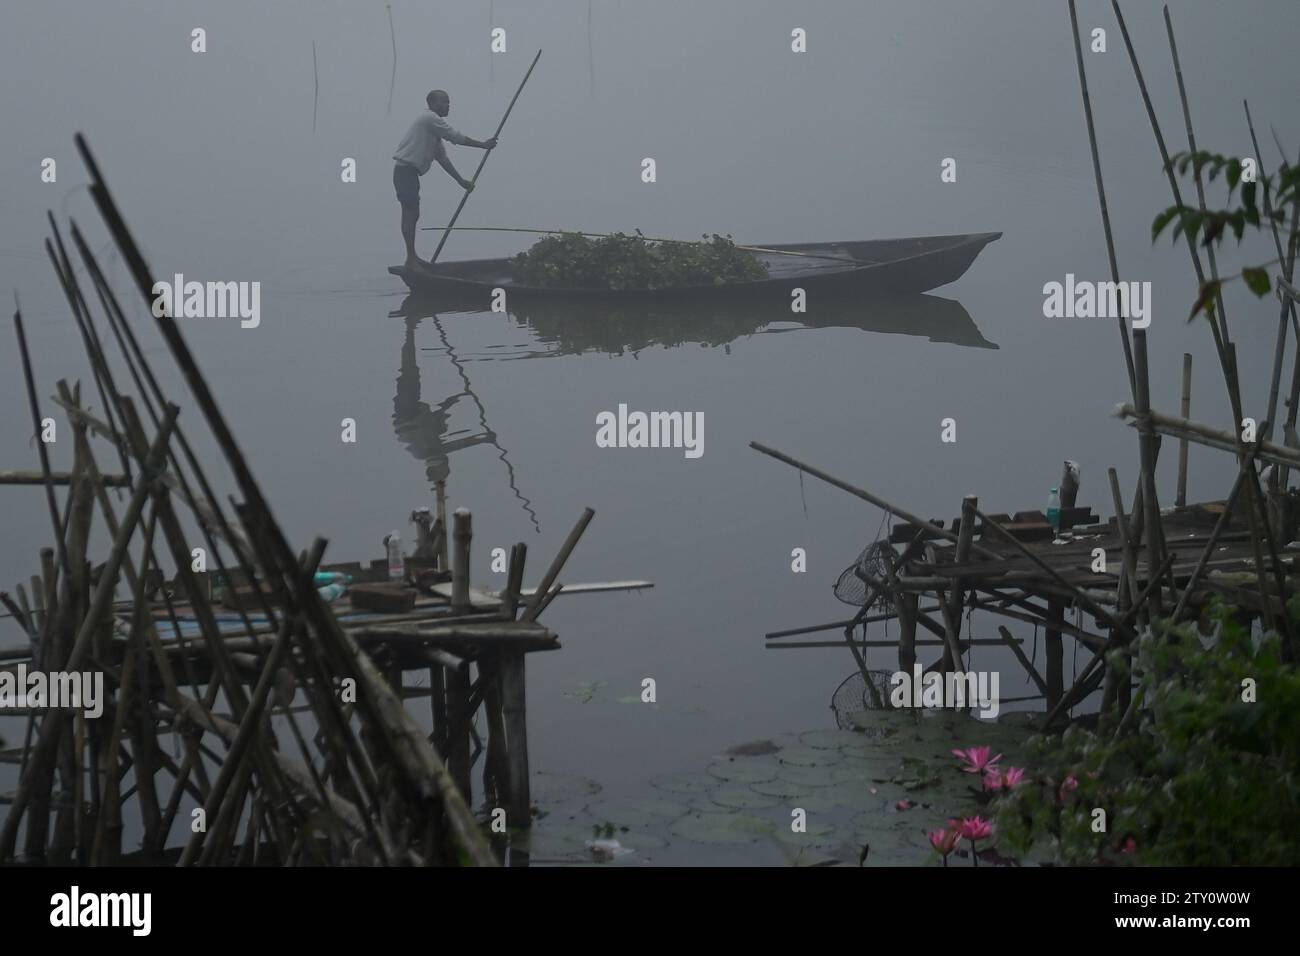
[985,766,1027,791]
[896,799,915,811]
[1059,773,1079,800]
[1121,837,1137,854]
[929,827,961,866]
[957,816,994,841]
[951,746,1002,775]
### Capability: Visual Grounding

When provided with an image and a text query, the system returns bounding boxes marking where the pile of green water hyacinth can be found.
[512,231,768,291]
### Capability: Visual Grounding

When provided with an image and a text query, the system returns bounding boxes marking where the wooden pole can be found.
[1132,331,1165,616]
[1068,0,1137,398]
[500,542,526,619]
[1044,600,1065,710]
[499,652,531,828]
[749,442,1003,560]
[451,508,473,613]
[0,404,179,860]
[939,496,978,673]
[435,480,449,570]
[522,508,595,622]
[1176,354,1192,507]
[444,663,474,801]
[430,50,543,264]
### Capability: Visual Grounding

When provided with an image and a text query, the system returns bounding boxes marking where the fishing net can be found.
[833,540,898,613]
[830,669,896,731]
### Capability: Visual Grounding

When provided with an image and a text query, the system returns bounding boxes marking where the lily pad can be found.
[707,756,780,784]
[586,797,689,828]
[775,819,839,848]
[561,680,606,704]
[724,739,780,757]
[777,764,841,788]
[531,771,602,804]
[751,777,817,799]
[799,729,865,751]
[649,771,717,796]
[709,785,781,810]
[669,812,774,846]
[777,746,843,768]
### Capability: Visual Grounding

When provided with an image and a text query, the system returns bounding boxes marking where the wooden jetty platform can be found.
[0,135,652,866]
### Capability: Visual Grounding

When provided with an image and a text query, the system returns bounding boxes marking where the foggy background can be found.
[1,0,1296,837]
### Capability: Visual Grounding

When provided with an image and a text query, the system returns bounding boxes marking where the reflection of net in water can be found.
[830,669,896,731]
[833,541,898,613]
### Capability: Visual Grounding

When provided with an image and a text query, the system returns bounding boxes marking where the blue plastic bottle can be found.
[1047,486,1061,532]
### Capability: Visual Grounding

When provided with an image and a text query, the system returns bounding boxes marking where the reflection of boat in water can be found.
[390,232,1002,300]
[394,291,999,355]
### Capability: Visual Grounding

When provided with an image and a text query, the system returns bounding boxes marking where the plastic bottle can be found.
[317,582,347,604]
[1047,487,1061,532]
[387,530,405,581]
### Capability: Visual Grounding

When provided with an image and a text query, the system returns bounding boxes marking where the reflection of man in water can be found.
[393,317,496,487]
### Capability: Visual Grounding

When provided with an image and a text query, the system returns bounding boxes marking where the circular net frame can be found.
[830,669,896,730]
[833,540,899,613]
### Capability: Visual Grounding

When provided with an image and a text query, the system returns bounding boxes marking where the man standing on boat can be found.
[393,90,497,268]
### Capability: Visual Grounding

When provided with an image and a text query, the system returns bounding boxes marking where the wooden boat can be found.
[389,232,1001,301]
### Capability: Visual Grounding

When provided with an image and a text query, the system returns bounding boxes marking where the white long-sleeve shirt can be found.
[392,113,473,175]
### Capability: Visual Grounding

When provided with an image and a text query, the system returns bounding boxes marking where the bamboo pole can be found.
[79,133,495,864]
[1114,403,1300,467]
[500,542,526,619]
[997,625,1050,698]
[938,496,978,673]
[430,50,543,264]
[1110,1,1238,414]
[1067,0,1136,398]
[522,508,595,622]
[1107,468,1143,610]
[0,471,131,486]
[749,443,1003,560]
[451,508,473,613]
[0,404,178,861]
[1132,331,1166,617]
[499,652,531,828]
[1176,355,1192,506]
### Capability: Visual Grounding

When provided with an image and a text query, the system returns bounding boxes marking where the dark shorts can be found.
[393,162,420,211]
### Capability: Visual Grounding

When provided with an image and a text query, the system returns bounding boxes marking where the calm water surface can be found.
[1,0,1295,863]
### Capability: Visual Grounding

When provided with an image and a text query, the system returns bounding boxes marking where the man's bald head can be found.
[426,90,450,115]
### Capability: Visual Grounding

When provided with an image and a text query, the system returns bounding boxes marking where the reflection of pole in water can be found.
[394,315,540,533]
[312,40,319,132]
[386,4,397,116]
[430,315,540,533]
[588,0,595,95]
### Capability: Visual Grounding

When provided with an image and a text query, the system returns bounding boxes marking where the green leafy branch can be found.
[1150,150,1299,321]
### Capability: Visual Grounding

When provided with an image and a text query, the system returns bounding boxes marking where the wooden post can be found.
[940,496,978,675]
[898,593,918,675]
[1067,0,1137,398]
[451,508,472,613]
[480,656,510,810]
[444,663,473,801]
[501,542,526,619]
[499,652,531,828]
[1131,330,1165,617]
[435,480,449,570]
[522,508,595,622]
[1176,353,1192,507]
[1045,600,1065,710]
